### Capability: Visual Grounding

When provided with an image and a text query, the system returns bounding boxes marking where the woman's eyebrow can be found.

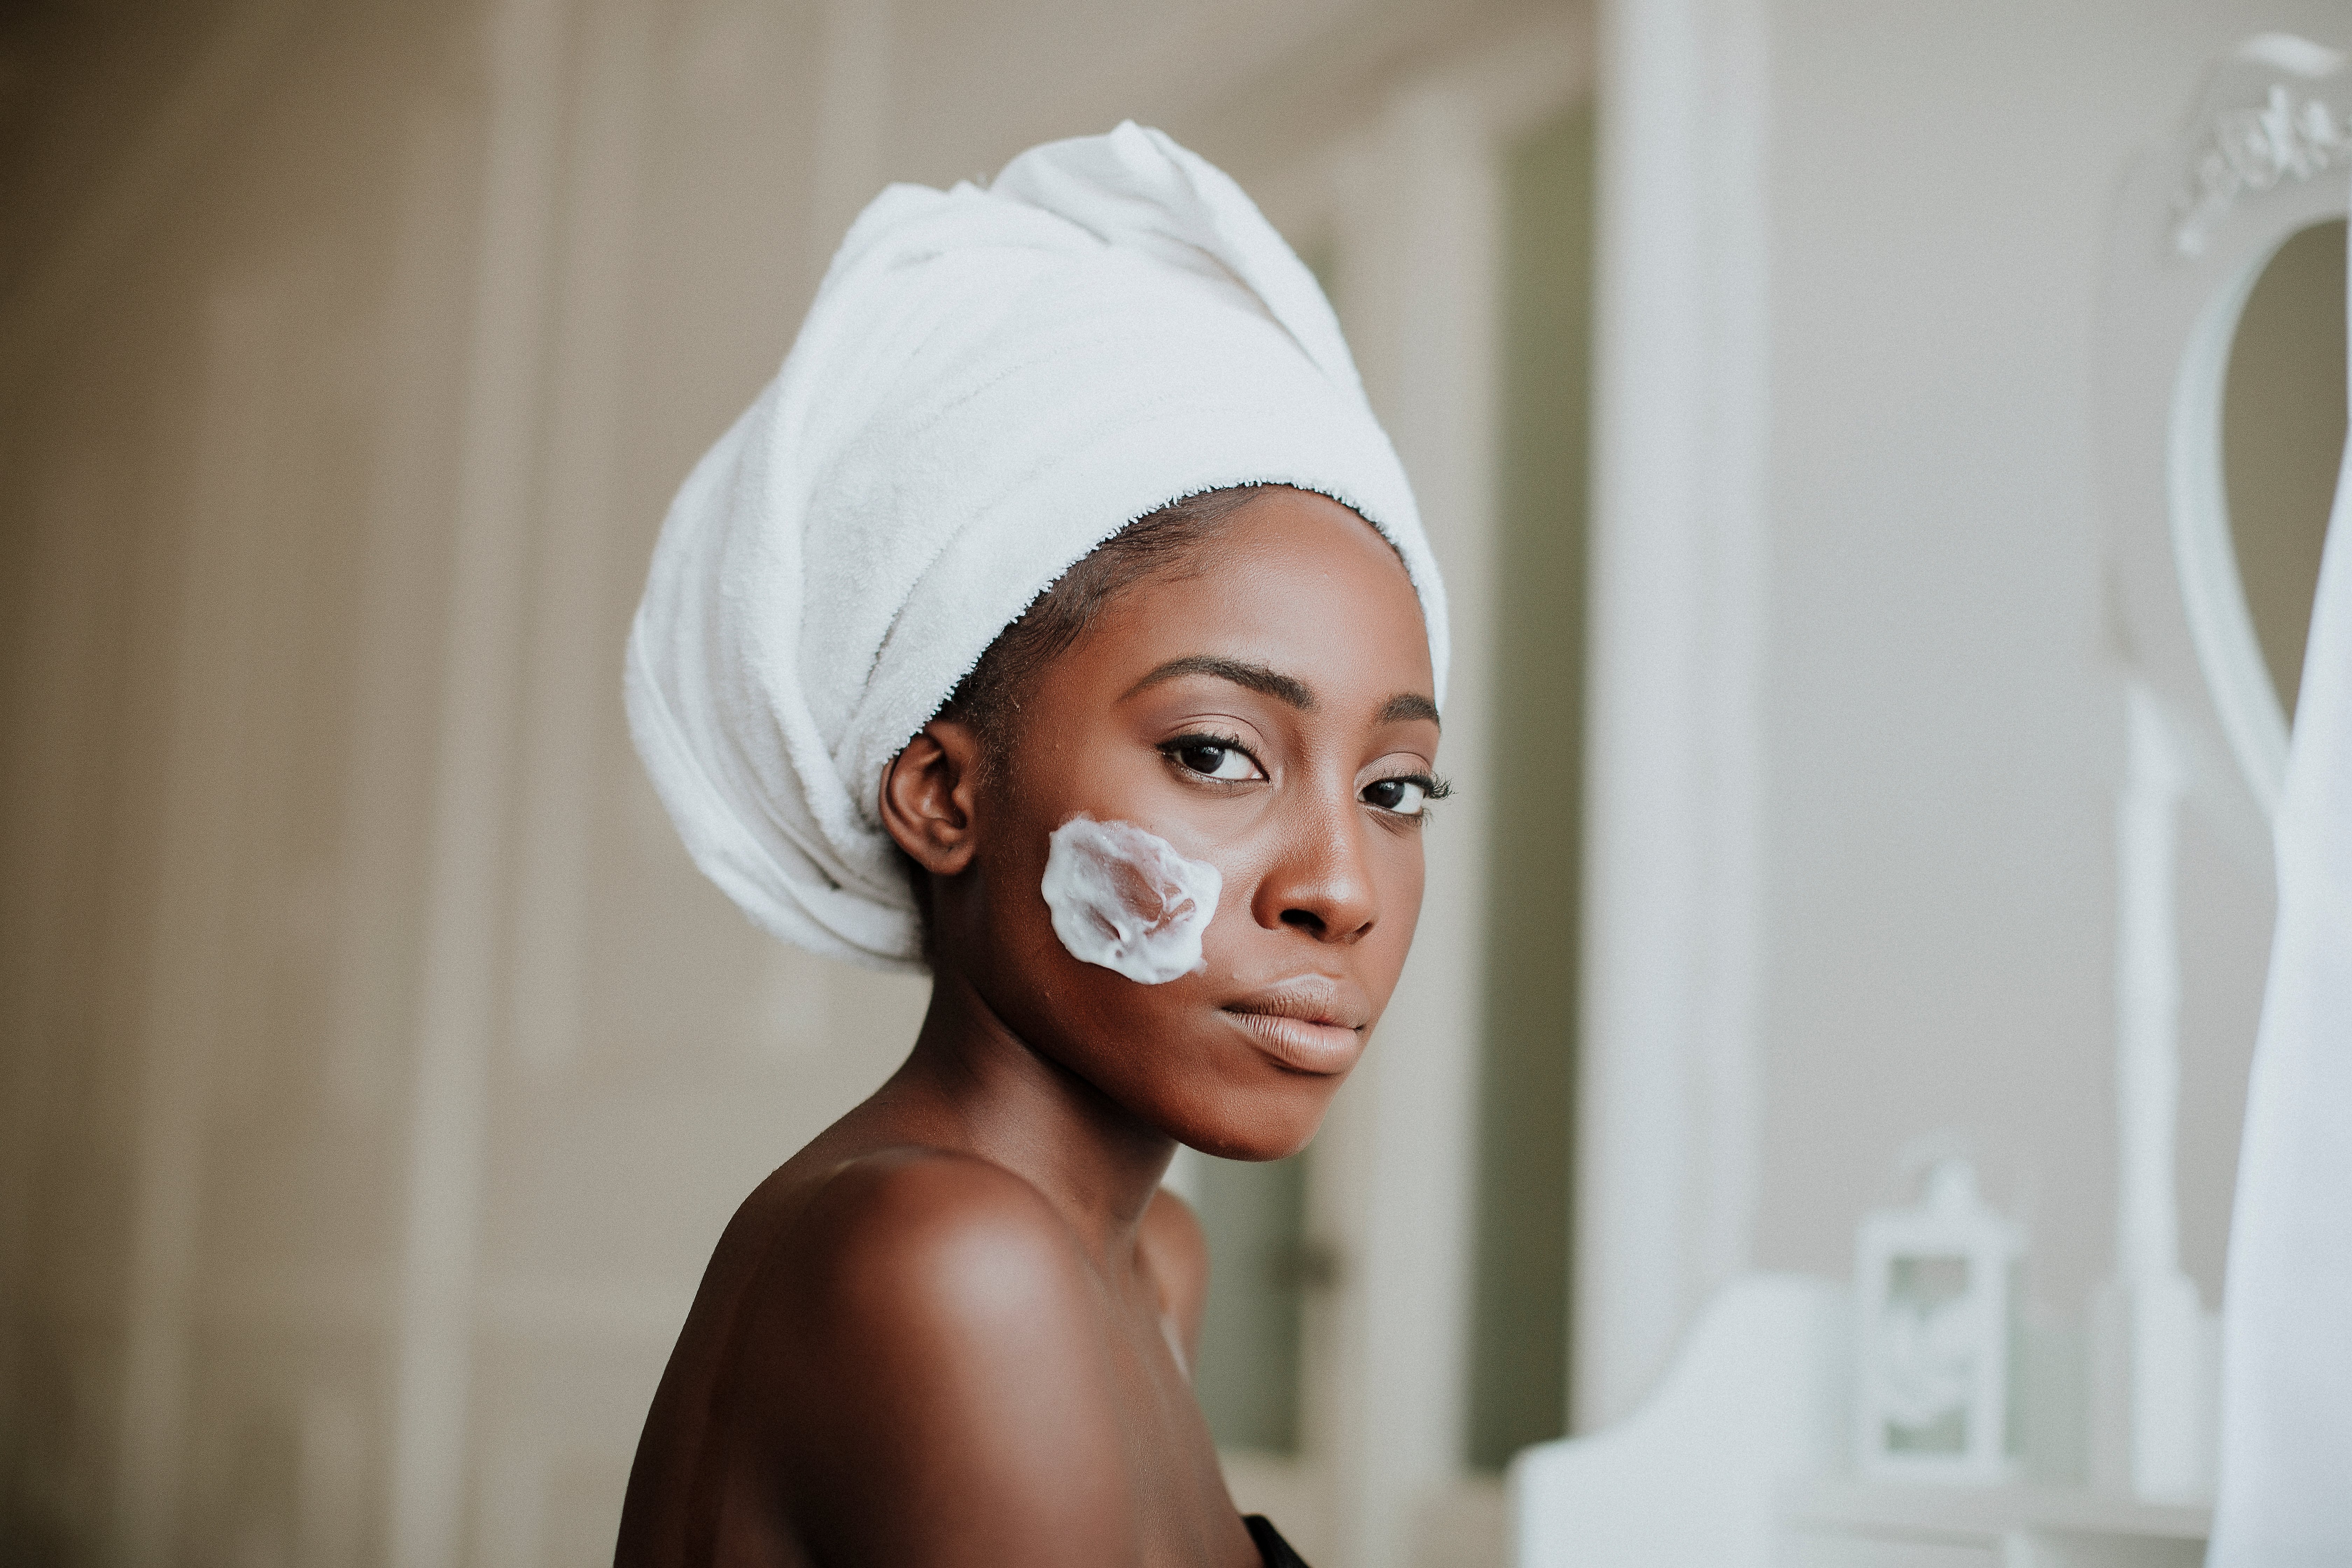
[1378,692,1441,727]
[1123,654,1315,710]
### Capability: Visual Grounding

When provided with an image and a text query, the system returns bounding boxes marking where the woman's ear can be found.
[879,719,984,877]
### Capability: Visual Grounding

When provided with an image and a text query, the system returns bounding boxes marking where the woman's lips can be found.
[1222,980,1368,1074]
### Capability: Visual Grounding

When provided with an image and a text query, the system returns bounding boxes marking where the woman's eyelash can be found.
[1159,730,1250,758]
[1159,732,1264,782]
[1364,771,1453,819]
[1156,737,1451,812]
[1373,772,1452,797]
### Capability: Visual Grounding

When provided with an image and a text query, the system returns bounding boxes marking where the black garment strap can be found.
[1242,1514,1312,1568]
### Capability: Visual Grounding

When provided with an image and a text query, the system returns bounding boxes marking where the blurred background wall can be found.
[1746,0,2339,1366]
[0,4,1586,1565]
[0,1,2337,1566]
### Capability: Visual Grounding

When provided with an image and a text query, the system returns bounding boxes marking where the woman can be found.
[617,124,1449,1568]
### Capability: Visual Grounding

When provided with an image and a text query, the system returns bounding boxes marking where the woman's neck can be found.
[873,971,1175,1261]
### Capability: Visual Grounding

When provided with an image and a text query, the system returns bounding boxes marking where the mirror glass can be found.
[2222,217,2345,720]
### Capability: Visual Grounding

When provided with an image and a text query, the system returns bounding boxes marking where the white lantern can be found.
[1853,1157,2023,1482]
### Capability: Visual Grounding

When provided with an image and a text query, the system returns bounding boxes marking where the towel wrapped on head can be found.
[624,122,1449,972]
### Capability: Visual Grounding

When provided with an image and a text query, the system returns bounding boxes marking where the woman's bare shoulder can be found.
[727,1148,1134,1564]
[779,1146,1096,1318]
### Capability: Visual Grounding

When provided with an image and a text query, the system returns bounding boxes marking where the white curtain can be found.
[2209,197,2352,1566]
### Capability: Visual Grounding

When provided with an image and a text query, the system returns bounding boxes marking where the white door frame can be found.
[1574,0,1773,1434]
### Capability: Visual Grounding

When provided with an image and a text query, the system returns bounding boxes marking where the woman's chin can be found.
[1157,1082,1332,1164]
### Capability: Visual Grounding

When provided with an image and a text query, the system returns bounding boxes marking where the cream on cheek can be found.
[1040,815,1223,984]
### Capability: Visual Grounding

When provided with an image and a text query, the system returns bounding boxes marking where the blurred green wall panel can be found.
[1466,99,1594,1473]
[1193,1151,1310,1452]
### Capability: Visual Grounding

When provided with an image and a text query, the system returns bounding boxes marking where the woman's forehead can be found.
[1066,502,1435,713]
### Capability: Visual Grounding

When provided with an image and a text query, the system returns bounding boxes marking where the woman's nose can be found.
[1250,804,1379,942]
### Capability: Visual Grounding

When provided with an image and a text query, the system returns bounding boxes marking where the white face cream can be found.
[1041,816,1223,985]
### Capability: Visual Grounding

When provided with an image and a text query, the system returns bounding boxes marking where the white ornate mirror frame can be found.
[2101,32,2348,838]
[2094,31,2347,1502]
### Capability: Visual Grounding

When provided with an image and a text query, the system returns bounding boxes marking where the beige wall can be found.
[0,2,1581,1565]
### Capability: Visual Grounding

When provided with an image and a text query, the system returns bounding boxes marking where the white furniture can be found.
[1508,1274,1848,1568]
[1508,1274,2210,1568]
[1781,1480,2208,1568]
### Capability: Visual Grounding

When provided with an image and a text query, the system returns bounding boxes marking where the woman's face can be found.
[946,488,1441,1160]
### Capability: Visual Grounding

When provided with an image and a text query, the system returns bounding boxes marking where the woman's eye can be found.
[1362,777,1430,816]
[1170,739,1262,782]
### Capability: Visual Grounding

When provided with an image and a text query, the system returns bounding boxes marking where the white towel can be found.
[624,123,1447,972]
[2207,222,2352,1560]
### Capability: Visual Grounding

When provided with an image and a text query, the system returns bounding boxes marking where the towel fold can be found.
[625,122,1446,971]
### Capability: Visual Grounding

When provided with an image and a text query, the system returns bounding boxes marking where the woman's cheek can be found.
[1038,815,1222,985]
